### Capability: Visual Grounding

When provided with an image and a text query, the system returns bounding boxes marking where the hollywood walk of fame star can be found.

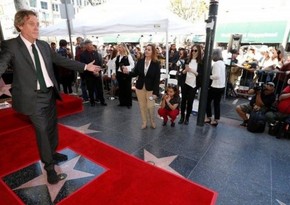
[276,199,286,205]
[143,149,183,177]
[68,123,100,134]
[0,78,11,97]
[14,156,94,202]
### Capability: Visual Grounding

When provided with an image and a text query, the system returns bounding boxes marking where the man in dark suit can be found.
[0,10,101,184]
[80,39,107,106]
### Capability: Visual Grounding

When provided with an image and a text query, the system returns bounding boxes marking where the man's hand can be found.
[253,105,261,111]
[86,60,102,74]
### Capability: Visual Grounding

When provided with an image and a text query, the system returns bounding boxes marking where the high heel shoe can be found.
[204,118,211,123]
[141,123,147,129]
[178,117,184,124]
[210,120,218,127]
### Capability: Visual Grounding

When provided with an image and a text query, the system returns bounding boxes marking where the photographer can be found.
[236,82,276,127]
[265,78,290,124]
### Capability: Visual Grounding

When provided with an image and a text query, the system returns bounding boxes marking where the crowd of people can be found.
[226,45,290,96]
[48,36,290,183]
[223,45,290,136]
[1,9,289,186]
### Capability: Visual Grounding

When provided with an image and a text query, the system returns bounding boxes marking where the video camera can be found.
[253,82,264,91]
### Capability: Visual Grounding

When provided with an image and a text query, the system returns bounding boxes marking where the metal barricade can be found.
[226,66,289,98]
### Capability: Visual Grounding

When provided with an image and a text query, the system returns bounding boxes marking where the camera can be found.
[253,82,264,91]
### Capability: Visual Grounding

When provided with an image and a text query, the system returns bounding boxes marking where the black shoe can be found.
[47,169,59,184]
[127,106,131,109]
[240,120,248,127]
[101,102,107,106]
[184,119,189,125]
[53,152,68,163]
[162,121,167,126]
[210,121,218,127]
[90,102,96,107]
[178,117,184,124]
[171,122,175,127]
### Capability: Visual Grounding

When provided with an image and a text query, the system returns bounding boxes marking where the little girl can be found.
[158,84,180,127]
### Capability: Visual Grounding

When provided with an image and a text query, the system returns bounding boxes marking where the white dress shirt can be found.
[20,35,54,89]
[144,60,151,76]
[185,59,198,88]
[106,57,116,77]
[210,60,226,88]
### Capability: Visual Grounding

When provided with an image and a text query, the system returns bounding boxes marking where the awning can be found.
[215,21,288,43]
[101,34,140,43]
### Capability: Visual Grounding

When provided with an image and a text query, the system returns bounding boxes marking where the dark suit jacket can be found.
[131,58,160,96]
[79,50,102,79]
[0,36,86,115]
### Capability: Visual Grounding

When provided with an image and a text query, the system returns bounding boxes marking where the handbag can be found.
[247,110,266,133]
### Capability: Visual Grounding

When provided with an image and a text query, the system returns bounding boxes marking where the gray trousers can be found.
[28,88,58,171]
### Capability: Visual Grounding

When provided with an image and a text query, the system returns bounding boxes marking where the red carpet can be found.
[0,94,83,135]
[0,124,218,205]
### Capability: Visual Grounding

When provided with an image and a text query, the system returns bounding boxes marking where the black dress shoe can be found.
[171,122,175,127]
[162,121,167,126]
[127,106,131,109]
[184,119,189,125]
[178,117,184,124]
[53,152,68,163]
[47,169,59,184]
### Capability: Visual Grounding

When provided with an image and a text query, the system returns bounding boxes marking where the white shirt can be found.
[106,57,116,77]
[185,59,198,88]
[20,35,53,89]
[210,60,226,88]
[144,60,151,76]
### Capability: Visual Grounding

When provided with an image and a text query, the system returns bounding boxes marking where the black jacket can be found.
[80,50,103,78]
[131,59,160,96]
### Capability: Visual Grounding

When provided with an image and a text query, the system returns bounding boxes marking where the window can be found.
[40,1,48,10]
[42,12,49,20]
[52,4,59,12]
[29,0,37,7]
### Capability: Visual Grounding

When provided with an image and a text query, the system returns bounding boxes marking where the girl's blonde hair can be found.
[118,43,130,56]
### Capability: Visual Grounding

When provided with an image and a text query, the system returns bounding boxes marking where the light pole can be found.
[196,0,219,126]
[0,20,4,42]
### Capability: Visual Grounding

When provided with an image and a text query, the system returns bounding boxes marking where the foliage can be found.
[169,0,209,23]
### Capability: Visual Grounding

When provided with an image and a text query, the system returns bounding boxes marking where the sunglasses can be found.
[192,49,198,52]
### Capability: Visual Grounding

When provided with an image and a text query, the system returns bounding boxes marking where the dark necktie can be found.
[31,44,47,92]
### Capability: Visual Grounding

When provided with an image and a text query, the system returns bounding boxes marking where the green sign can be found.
[215,21,288,43]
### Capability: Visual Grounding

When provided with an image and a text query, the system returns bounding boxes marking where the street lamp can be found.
[196,0,219,126]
